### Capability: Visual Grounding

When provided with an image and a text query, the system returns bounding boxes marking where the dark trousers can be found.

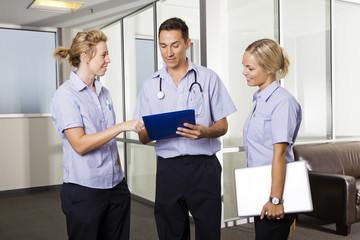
[155,154,222,240]
[60,180,130,240]
[254,213,297,240]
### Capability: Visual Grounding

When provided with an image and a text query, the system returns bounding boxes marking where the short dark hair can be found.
[158,17,189,42]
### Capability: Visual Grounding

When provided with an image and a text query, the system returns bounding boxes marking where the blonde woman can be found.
[51,30,143,240]
[242,39,302,240]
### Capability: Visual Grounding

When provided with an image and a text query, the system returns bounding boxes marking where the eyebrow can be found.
[243,63,254,67]
[159,41,180,45]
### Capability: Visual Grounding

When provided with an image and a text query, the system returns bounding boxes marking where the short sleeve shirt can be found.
[133,60,237,158]
[50,71,123,189]
[243,81,302,167]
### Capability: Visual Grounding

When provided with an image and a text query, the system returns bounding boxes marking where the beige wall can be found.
[0,117,63,191]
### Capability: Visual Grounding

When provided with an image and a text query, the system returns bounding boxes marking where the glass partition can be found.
[223,151,247,221]
[101,21,124,125]
[122,5,157,201]
[333,0,360,139]
[282,0,331,142]
[123,5,155,140]
[156,0,201,68]
[0,28,57,115]
[126,143,157,201]
[208,0,277,223]
[220,0,277,148]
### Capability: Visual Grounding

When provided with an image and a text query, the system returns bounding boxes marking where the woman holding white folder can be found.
[242,39,302,240]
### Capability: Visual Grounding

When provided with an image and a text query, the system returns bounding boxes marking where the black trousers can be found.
[254,213,297,240]
[155,154,222,240]
[60,180,130,240]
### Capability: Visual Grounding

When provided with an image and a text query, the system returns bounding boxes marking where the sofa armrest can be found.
[307,172,357,224]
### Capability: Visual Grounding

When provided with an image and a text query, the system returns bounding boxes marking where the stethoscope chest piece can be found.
[157,91,165,100]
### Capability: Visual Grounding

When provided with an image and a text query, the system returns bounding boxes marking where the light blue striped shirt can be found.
[243,81,302,167]
[133,60,237,158]
[50,71,123,189]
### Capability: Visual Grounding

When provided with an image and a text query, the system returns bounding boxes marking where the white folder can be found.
[234,160,313,217]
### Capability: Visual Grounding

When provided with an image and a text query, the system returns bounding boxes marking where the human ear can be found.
[186,38,191,50]
[80,53,90,64]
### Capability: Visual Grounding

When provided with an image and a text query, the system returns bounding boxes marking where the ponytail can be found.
[53,47,69,60]
[278,47,290,79]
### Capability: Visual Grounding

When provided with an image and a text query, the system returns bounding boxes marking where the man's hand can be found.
[176,123,206,140]
[176,118,228,140]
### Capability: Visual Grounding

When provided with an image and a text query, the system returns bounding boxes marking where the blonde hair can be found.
[53,29,107,68]
[245,38,290,80]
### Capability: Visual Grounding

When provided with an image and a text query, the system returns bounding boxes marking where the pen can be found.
[106,100,111,110]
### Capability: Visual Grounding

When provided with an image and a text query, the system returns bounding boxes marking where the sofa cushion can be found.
[293,142,360,178]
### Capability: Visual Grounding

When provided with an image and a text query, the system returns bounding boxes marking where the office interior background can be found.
[0,0,359,227]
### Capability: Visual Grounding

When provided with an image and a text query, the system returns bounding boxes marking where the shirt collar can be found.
[252,80,280,102]
[154,58,197,80]
[70,71,103,95]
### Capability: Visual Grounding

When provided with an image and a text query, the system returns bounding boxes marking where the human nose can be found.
[242,67,247,76]
[106,55,111,64]
[166,47,173,56]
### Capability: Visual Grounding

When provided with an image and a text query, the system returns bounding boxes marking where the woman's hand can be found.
[260,201,285,220]
[121,120,144,133]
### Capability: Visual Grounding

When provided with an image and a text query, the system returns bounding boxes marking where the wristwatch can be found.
[269,196,284,205]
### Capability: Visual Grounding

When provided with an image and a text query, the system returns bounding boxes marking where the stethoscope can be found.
[157,71,203,100]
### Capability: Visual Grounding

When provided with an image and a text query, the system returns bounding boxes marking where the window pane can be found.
[136,38,155,95]
[0,29,56,114]
[218,0,276,148]
[334,1,360,139]
[123,6,154,140]
[101,21,124,128]
[208,0,276,223]
[282,0,330,141]
[156,0,201,67]
[126,143,157,201]
[223,151,247,221]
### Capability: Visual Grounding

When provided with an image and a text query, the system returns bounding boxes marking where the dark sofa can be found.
[293,141,360,236]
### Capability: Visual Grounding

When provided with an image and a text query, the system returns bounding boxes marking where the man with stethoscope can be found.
[133,17,236,240]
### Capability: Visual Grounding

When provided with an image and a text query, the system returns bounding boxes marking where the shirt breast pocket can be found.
[249,112,272,145]
[187,85,203,115]
[262,115,273,146]
[103,102,115,128]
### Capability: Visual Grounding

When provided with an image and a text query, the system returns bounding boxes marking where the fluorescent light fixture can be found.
[27,0,84,13]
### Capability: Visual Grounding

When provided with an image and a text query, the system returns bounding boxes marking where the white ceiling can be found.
[0,0,156,30]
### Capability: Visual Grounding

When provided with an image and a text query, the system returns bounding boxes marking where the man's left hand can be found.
[176,123,207,140]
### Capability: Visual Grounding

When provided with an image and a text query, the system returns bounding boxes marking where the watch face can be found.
[271,197,280,205]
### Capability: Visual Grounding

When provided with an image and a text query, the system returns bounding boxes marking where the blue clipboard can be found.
[142,109,196,140]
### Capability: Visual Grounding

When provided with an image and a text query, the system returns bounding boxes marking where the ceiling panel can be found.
[0,0,155,29]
